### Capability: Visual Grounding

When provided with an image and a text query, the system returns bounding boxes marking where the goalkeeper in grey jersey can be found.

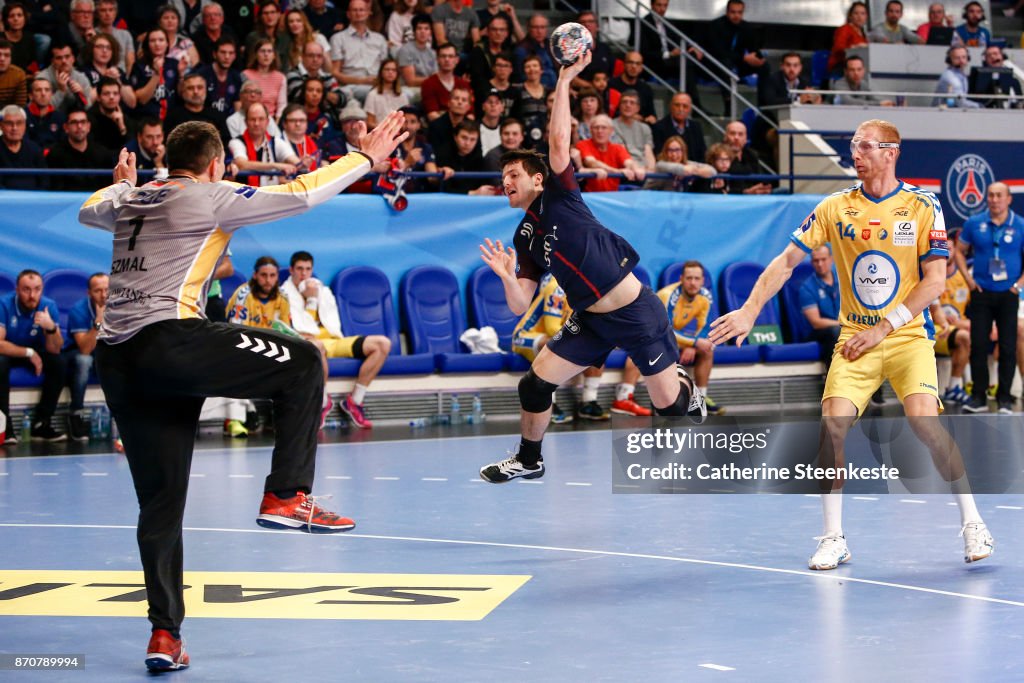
[79,114,407,673]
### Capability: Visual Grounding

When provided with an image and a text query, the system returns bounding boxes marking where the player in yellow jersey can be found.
[931,229,972,405]
[657,260,725,415]
[710,118,994,570]
[226,255,293,331]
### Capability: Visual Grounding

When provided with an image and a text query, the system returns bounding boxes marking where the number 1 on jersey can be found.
[128,216,144,251]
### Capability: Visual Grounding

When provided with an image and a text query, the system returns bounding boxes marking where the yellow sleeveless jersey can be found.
[656,282,712,348]
[226,283,292,329]
[939,267,970,321]
[514,273,571,339]
[791,181,948,339]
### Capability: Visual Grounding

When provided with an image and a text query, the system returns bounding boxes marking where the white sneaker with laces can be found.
[961,521,994,563]
[479,452,545,483]
[808,533,851,570]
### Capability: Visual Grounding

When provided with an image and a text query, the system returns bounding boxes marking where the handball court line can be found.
[2,522,1021,609]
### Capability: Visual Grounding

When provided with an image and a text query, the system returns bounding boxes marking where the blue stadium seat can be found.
[741,107,757,139]
[400,265,504,373]
[810,49,831,88]
[633,265,651,289]
[780,261,816,343]
[0,272,14,297]
[330,266,435,375]
[720,261,819,363]
[467,266,529,371]
[41,268,90,329]
[219,271,248,301]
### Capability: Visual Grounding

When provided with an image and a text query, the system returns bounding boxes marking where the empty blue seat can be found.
[0,272,15,297]
[400,265,504,373]
[780,261,816,343]
[468,265,530,371]
[330,266,435,375]
[42,268,90,329]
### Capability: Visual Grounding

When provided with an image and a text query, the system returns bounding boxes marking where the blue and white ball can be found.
[550,22,593,66]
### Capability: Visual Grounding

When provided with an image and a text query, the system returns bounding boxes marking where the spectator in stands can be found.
[193,2,239,67]
[917,3,955,43]
[657,260,725,415]
[95,0,133,71]
[65,0,97,56]
[483,115,522,172]
[279,102,321,172]
[612,90,655,170]
[395,105,438,192]
[0,104,47,190]
[573,11,614,91]
[159,4,200,71]
[228,101,299,186]
[363,59,409,128]
[125,117,167,177]
[477,0,524,43]
[304,0,344,39]
[79,33,136,110]
[422,43,471,120]
[431,0,480,58]
[834,55,893,106]
[706,0,767,84]
[330,0,389,105]
[934,45,980,108]
[283,250,392,429]
[829,1,869,74]
[164,72,230,142]
[643,135,715,191]
[130,29,181,122]
[869,0,922,44]
[651,92,705,166]
[169,0,207,38]
[475,51,516,118]
[476,88,504,155]
[245,0,283,58]
[385,0,423,54]
[243,37,288,120]
[397,14,437,92]
[577,113,644,192]
[514,14,556,89]
[87,77,128,150]
[437,119,495,194]
[513,54,548,149]
[2,3,40,74]
[969,45,1021,108]
[723,119,770,194]
[800,245,842,369]
[279,9,330,73]
[609,51,656,124]
[46,108,115,191]
[62,272,108,441]
[298,77,340,143]
[25,77,65,152]
[329,100,391,179]
[576,87,602,140]
[955,181,1024,414]
[0,269,67,443]
[195,36,244,126]
[286,39,343,111]
[227,80,280,139]
[428,84,474,162]
[39,42,94,114]
[468,14,511,90]
[953,1,990,47]
[638,0,682,80]
[590,71,619,117]
[691,142,735,193]
[759,52,820,111]
[0,40,28,107]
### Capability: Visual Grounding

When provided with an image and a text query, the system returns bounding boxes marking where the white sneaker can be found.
[961,521,994,563]
[808,533,851,570]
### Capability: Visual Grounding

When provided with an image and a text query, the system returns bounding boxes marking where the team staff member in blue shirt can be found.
[0,269,68,442]
[955,181,1024,413]
[62,272,109,441]
[799,244,842,368]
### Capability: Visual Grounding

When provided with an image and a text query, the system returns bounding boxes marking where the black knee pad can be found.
[519,369,559,413]
[655,366,705,422]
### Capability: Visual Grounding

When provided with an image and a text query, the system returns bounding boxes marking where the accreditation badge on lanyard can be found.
[990,226,1011,282]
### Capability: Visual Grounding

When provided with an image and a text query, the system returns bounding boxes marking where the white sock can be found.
[949,376,963,389]
[697,386,708,396]
[822,493,844,536]
[988,358,997,388]
[951,475,982,524]
[583,377,600,403]
[617,383,634,401]
[352,384,368,405]
[323,389,332,409]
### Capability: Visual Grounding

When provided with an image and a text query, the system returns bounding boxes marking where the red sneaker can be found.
[610,394,653,417]
[145,629,189,671]
[339,395,372,429]
[256,491,356,533]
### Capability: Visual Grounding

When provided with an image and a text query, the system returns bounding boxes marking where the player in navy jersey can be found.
[478,50,706,483]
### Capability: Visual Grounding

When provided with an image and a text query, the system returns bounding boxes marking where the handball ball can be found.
[550,22,593,66]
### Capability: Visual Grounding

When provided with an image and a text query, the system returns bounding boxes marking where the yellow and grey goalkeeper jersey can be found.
[78,154,370,343]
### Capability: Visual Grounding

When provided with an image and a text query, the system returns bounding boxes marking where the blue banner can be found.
[0,190,820,306]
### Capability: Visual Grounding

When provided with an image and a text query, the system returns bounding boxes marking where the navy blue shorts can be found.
[547,287,678,376]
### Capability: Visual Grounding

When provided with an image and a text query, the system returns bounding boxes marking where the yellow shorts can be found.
[512,330,545,362]
[932,328,962,357]
[823,332,942,415]
[316,329,365,358]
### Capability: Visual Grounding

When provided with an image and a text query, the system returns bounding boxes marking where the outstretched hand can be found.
[357,111,409,166]
[708,307,755,347]
[114,147,137,186]
[479,238,516,281]
[560,48,593,82]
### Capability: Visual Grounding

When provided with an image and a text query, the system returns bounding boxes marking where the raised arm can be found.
[548,50,592,175]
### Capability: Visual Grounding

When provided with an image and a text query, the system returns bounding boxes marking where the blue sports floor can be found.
[2,429,1024,681]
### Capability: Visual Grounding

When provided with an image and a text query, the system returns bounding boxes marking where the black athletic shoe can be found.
[962,397,989,413]
[576,401,610,421]
[480,453,545,483]
[30,422,67,442]
[68,413,89,442]
[871,387,885,405]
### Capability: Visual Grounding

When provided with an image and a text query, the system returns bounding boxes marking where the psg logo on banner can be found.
[945,153,994,220]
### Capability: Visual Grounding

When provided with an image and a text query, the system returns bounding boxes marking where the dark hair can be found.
[290,250,313,267]
[16,269,41,285]
[493,51,514,66]
[436,42,457,55]
[50,40,73,56]
[166,121,223,174]
[846,1,868,23]
[454,119,479,136]
[0,39,12,51]
[140,28,172,67]
[844,54,865,68]
[214,35,238,50]
[885,0,902,9]
[499,148,548,180]
[254,255,279,271]
[281,102,305,120]
[619,89,640,102]
[97,75,121,92]
[411,13,432,29]
[1,2,28,25]
[500,117,523,132]
[87,32,121,66]
[250,255,281,297]
[681,260,704,276]
[726,0,744,7]
[88,272,109,287]
[138,116,162,131]
[780,51,801,63]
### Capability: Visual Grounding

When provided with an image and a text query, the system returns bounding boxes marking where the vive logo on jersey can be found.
[893,220,916,247]
[851,251,899,310]
[234,185,258,199]
[946,153,994,219]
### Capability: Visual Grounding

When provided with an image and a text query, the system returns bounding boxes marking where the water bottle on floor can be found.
[449,394,461,425]
[469,394,485,424]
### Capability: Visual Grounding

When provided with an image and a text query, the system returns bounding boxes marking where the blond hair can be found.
[858,119,900,144]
